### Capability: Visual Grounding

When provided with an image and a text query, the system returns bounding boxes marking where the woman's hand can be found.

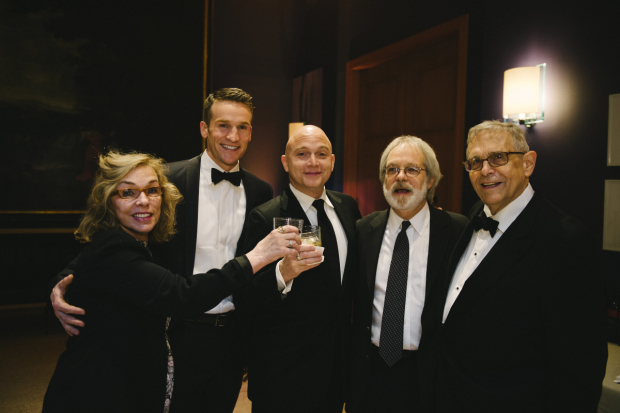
[246,225,302,273]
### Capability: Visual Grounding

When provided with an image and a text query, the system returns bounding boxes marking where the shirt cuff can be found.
[275,259,294,294]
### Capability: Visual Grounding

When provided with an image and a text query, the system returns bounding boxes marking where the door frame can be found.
[343,14,469,212]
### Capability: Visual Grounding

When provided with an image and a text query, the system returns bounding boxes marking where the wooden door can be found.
[344,16,468,216]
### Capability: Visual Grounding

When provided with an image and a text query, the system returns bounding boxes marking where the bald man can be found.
[236,126,362,413]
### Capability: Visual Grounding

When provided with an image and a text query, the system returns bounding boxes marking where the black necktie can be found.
[211,168,243,186]
[472,212,499,237]
[312,199,341,286]
[379,220,410,367]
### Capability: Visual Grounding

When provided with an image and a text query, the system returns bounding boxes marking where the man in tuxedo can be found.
[420,121,607,413]
[237,125,362,413]
[347,136,467,413]
[50,88,274,413]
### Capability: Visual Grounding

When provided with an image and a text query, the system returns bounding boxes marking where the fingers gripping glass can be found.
[462,152,525,172]
[384,166,426,178]
[115,186,163,199]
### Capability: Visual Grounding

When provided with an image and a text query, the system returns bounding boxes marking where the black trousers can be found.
[353,346,421,413]
[168,316,244,413]
[252,354,344,413]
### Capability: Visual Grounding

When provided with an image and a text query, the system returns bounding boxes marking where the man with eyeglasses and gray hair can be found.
[347,135,467,413]
[419,120,607,413]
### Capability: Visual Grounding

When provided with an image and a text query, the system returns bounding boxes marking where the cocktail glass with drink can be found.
[301,225,324,264]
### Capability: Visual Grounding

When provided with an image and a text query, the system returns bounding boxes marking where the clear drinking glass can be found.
[273,217,304,232]
[301,225,324,264]
[300,225,322,246]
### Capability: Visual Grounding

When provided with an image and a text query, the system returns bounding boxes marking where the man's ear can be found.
[200,121,209,139]
[426,177,435,191]
[523,151,537,177]
[281,155,289,172]
[331,154,335,172]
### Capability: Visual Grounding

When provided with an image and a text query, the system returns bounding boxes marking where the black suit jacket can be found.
[348,206,468,411]
[152,154,273,277]
[237,187,361,410]
[420,194,607,413]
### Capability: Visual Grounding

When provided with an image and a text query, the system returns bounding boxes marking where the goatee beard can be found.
[383,181,426,211]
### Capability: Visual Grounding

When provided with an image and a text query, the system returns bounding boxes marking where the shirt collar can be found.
[483,183,535,233]
[289,183,333,213]
[387,201,430,236]
[201,150,240,185]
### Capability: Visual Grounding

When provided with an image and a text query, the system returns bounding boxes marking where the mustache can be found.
[389,182,414,193]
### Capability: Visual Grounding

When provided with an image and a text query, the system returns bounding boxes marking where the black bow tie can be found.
[211,168,243,186]
[472,212,499,237]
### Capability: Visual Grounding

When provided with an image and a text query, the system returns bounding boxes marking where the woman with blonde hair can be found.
[42,150,315,413]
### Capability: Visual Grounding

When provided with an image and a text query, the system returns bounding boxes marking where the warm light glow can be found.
[288,122,305,136]
[503,66,541,118]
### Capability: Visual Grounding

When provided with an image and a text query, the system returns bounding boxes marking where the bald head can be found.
[286,125,332,156]
[281,125,335,198]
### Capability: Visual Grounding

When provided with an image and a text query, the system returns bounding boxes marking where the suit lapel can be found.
[236,168,258,255]
[445,194,543,324]
[365,210,389,295]
[184,156,201,276]
[241,168,255,221]
[441,207,479,304]
[280,188,311,225]
[426,207,452,295]
[327,190,356,290]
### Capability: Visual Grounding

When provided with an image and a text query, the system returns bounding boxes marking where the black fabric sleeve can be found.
[48,254,80,295]
[76,231,255,317]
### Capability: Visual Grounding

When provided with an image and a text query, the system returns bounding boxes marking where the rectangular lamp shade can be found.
[503,66,541,117]
[289,122,305,136]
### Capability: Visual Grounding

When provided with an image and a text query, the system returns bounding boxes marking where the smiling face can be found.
[110,165,162,241]
[383,143,433,220]
[467,131,536,215]
[201,100,253,171]
[281,126,335,199]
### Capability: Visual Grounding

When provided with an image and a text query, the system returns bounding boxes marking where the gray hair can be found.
[379,135,442,204]
[467,120,529,155]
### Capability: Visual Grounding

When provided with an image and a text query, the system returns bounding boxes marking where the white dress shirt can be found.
[442,184,535,322]
[371,203,430,350]
[193,150,247,314]
[275,184,348,293]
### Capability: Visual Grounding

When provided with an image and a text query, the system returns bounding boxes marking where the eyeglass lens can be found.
[386,166,422,177]
[465,153,509,171]
[118,187,162,199]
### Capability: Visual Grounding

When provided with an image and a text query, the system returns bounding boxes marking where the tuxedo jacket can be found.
[151,154,273,277]
[347,206,468,411]
[419,194,607,413]
[237,187,362,410]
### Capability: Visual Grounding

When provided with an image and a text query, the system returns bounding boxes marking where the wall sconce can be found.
[289,122,304,136]
[503,63,546,127]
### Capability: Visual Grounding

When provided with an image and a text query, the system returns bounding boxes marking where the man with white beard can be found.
[347,135,468,413]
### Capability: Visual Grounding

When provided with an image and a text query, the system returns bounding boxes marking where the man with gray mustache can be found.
[347,135,468,412]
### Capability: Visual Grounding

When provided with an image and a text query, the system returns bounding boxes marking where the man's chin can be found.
[392,195,412,208]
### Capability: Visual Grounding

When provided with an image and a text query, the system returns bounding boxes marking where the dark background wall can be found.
[2,0,619,304]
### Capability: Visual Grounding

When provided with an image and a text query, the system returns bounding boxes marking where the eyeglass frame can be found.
[462,152,526,172]
[383,165,426,178]
[113,186,164,200]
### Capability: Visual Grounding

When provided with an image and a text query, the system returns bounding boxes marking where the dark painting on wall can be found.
[0,1,205,212]
[0,3,105,211]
